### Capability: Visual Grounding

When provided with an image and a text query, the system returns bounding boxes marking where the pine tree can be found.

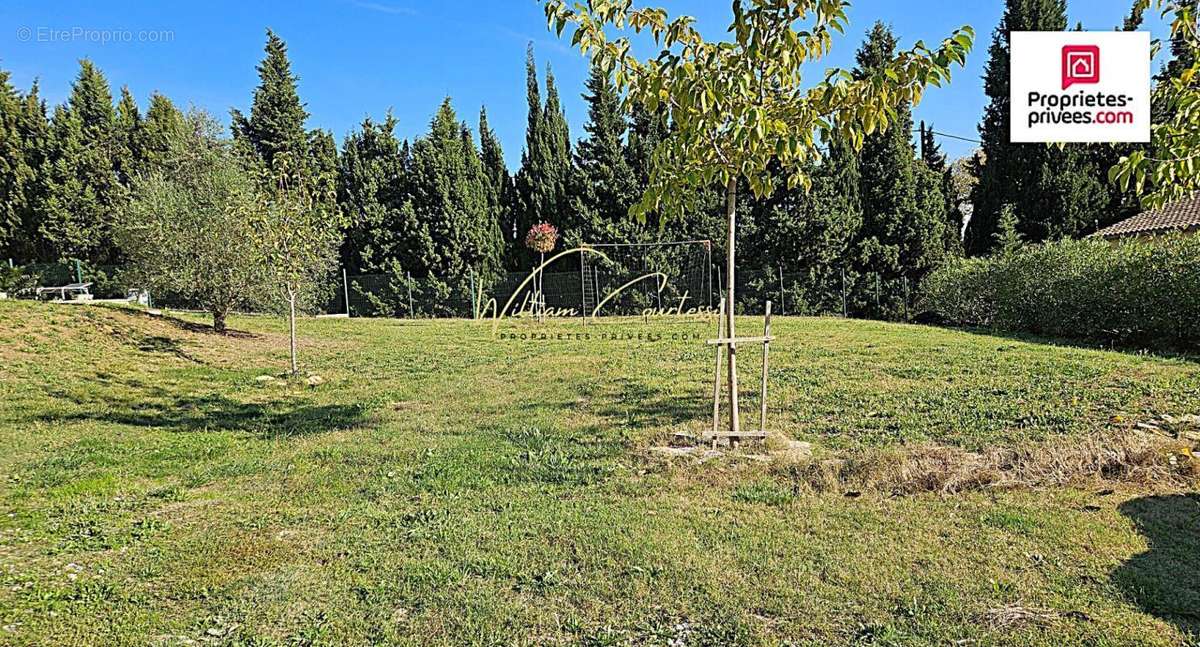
[10,81,51,262]
[40,59,126,264]
[307,128,338,196]
[140,93,186,172]
[569,64,638,246]
[114,86,143,185]
[625,103,668,186]
[0,70,29,257]
[965,0,1109,255]
[232,29,310,170]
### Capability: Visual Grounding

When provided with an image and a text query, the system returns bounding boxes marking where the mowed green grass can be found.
[0,301,1197,646]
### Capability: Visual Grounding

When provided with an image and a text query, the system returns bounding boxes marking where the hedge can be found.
[919,235,1200,349]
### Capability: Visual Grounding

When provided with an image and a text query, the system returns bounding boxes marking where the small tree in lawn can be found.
[255,152,342,374]
[119,110,262,333]
[543,0,974,432]
[525,221,559,321]
[1110,0,1199,207]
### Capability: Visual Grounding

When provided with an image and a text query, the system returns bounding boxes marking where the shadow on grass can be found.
[587,377,707,429]
[40,384,373,439]
[942,323,1200,363]
[1113,494,1200,637]
[99,302,258,339]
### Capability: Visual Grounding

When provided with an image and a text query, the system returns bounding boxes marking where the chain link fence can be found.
[5,258,922,323]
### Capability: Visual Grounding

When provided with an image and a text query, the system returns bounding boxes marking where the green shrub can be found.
[0,266,39,296]
[919,235,1200,348]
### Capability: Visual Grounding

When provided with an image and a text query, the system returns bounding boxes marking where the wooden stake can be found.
[760,300,772,433]
[711,298,725,449]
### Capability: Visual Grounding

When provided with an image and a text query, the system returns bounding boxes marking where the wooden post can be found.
[760,300,772,433]
[343,268,351,317]
[724,178,740,435]
[711,298,725,449]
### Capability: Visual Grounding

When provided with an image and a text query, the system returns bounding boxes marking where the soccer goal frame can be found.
[578,239,714,318]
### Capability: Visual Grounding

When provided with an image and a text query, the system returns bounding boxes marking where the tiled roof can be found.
[1094,193,1200,238]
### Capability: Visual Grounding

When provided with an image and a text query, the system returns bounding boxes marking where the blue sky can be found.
[0,1,1169,168]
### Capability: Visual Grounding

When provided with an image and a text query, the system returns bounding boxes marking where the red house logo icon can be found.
[1062,45,1100,89]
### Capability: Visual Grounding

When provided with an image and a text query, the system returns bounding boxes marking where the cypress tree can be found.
[569,64,638,246]
[337,114,409,274]
[478,107,510,233]
[541,64,572,223]
[408,99,503,290]
[852,22,946,281]
[965,0,1109,255]
[512,45,571,268]
[919,121,961,253]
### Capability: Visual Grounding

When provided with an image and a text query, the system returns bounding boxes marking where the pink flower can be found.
[525,222,559,254]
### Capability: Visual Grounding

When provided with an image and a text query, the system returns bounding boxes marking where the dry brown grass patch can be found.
[784,431,1197,495]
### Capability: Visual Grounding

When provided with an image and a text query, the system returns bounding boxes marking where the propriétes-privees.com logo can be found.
[1010,31,1150,144]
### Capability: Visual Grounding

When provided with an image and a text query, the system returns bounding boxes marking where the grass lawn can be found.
[0,301,1196,646]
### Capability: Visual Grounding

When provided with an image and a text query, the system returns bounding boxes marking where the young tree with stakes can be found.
[255,152,343,374]
[542,0,973,433]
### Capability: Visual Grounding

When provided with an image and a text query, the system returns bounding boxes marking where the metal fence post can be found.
[841,266,847,318]
[469,267,478,320]
[406,272,415,318]
[715,265,723,305]
[778,265,785,316]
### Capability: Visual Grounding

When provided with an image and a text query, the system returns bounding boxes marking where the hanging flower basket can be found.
[525,222,559,254]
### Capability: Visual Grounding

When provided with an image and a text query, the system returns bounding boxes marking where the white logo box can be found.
[1010,31,1150,143]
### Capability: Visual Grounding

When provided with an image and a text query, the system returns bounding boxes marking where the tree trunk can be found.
[212,309,227,334]
[288,291,298,375]
[725,177,740,433]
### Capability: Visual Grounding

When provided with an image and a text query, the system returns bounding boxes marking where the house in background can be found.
[1093,193,1200,240]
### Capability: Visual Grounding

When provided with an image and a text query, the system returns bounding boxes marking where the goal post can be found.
[579,239,714,317]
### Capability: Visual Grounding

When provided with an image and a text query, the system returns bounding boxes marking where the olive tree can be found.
[119,110,263,333]
[254,152,342,374]
[1110,0,1199,208]
[543,0,974,431]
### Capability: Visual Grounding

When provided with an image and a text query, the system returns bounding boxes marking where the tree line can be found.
[0,0,1192,320]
